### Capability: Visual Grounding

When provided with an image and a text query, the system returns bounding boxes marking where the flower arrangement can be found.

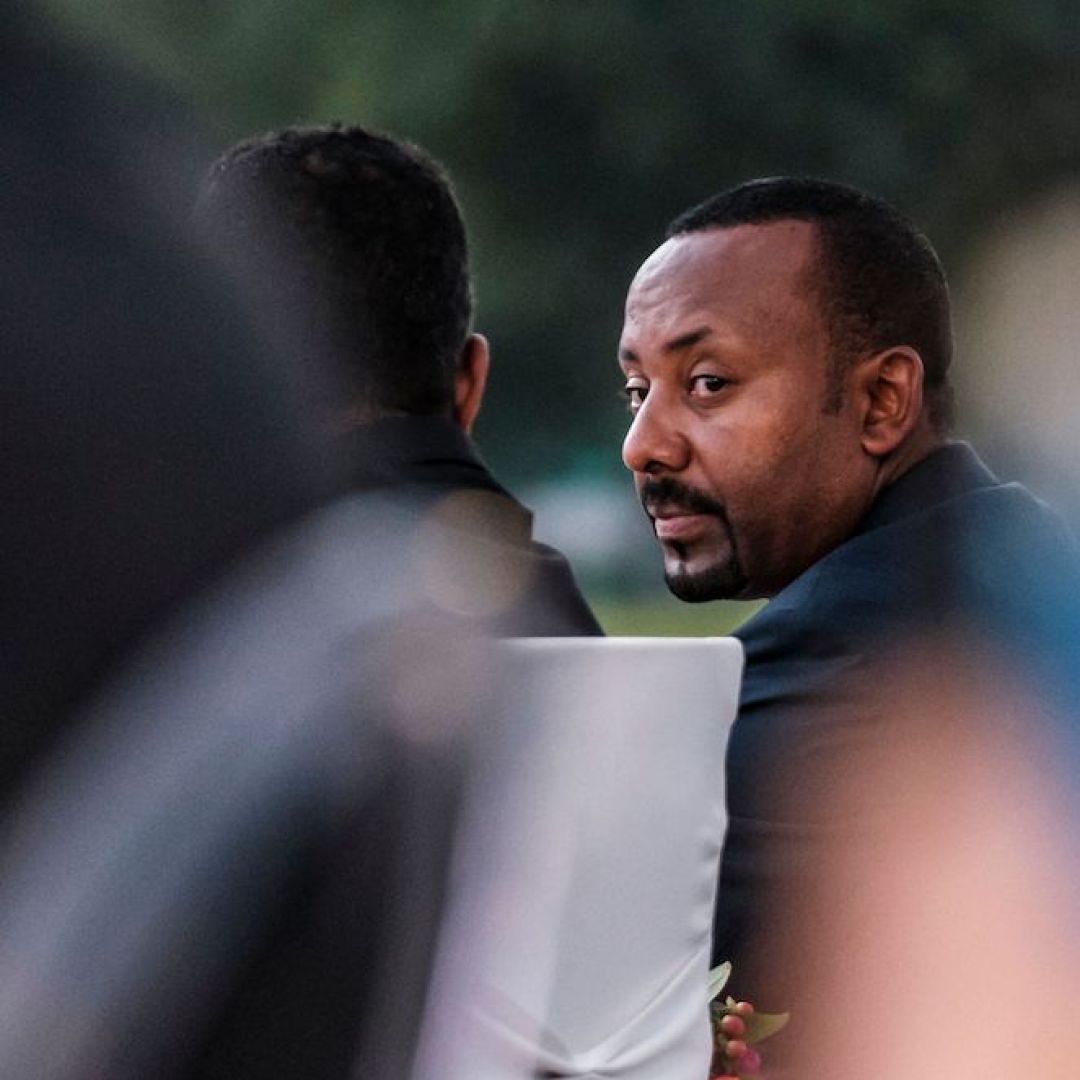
[707,962,789,1079]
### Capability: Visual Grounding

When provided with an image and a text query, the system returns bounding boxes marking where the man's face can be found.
[619,221,877,601]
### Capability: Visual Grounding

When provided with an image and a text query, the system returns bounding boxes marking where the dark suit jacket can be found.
[713,442,1080,1046]
[345,416,602,638]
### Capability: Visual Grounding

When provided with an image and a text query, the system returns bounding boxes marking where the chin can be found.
[664,556,747,603]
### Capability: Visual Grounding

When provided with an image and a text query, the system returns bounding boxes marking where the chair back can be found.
[416,636,743,1079]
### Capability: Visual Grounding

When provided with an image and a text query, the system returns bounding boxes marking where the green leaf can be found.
[745,1011,790,1044]
[707,962,732,1002]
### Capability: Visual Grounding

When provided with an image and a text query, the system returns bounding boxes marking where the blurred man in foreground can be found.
[618,176,1080,1069]
[198,126,599,638]
[0,13,496,1077]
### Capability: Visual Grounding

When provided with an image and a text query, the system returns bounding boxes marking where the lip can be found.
[652,512,712,542]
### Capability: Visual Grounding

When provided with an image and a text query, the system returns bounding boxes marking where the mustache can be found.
[639,476,727,519]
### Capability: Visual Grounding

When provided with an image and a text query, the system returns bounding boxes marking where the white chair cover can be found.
[415,636,743,1080]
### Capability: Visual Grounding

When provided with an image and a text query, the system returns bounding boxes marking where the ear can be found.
[855,346,925,458]
[452,333,490,434]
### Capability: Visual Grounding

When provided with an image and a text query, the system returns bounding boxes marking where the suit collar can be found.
[343,415,534,544]
[857,440,999,535]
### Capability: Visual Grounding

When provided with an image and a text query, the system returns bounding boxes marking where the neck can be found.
[871,425,946,502]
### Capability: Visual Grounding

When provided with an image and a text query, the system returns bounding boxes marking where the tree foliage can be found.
[44,0,1080,483]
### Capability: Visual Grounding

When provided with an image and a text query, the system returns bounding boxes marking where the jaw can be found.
[659,528,749,602]
[663,554,748,602]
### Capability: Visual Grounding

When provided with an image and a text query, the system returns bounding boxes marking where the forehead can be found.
[621,220,821,354]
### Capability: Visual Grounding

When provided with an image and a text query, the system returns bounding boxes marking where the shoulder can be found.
[740,475,1079,653]
[732,476,1080,765]
[366,481,602,638]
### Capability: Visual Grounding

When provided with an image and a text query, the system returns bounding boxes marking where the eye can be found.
[622,378,649,415]
[689,373,730,398]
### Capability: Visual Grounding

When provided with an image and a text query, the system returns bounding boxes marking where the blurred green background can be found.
[41,0,1080,634]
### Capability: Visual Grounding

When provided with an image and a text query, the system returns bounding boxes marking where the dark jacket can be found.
[714,442,1080,1051]
[345,416,602,638]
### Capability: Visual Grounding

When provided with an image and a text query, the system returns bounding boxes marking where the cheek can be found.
[705,417,841,531]
[698,416,796,495]
[763,430,871,546]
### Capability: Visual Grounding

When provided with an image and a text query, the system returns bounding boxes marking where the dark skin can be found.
[619,221,942,601]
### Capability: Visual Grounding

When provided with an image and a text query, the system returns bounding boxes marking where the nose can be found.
[621,393,690,475]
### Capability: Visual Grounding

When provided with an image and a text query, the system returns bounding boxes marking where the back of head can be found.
[198,125,472,418]
[668,177,955,430]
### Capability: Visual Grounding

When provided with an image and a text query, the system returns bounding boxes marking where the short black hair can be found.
[197,124,471,417]
[667,177,954,430]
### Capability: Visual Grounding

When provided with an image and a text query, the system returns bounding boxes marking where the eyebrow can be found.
[663,327,713,354]
[619,326,714,365]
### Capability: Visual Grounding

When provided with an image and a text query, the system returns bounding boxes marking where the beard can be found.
[665,544,745,602]
[639,476,748,602]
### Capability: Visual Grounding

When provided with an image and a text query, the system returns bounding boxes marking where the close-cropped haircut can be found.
[667,177,955,430]
[197,125,471,417]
